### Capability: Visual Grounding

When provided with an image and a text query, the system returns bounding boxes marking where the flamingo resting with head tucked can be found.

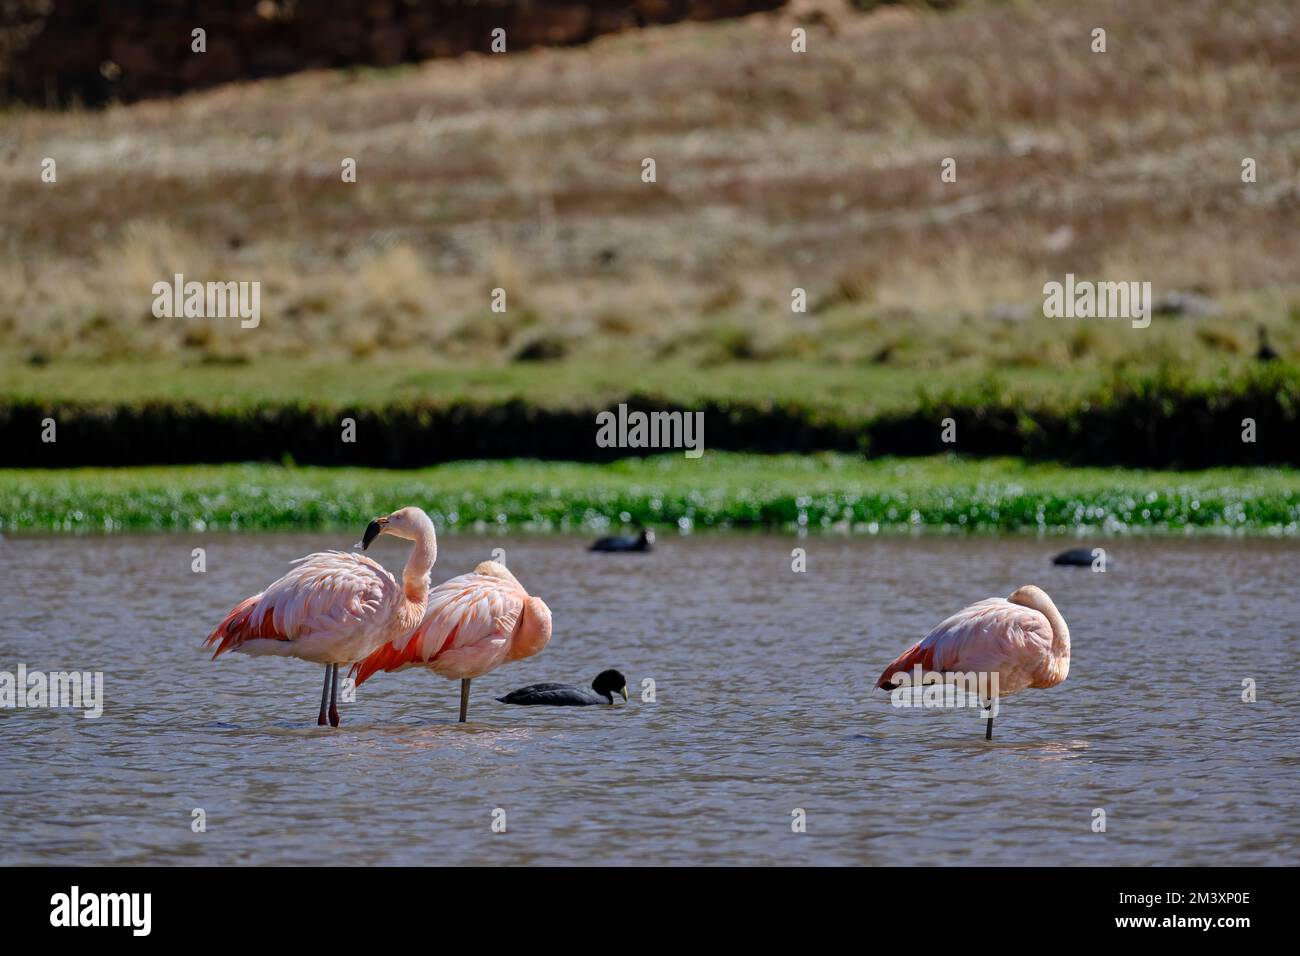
[351,560,552,723]
[876,585,1070,739]
[203,506,437,727]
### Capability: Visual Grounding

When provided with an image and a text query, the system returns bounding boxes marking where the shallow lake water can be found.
[1,531,1297,866]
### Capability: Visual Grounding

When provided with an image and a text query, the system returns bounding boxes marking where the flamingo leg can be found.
[985,701,994,741]
[459,678,471,723]
[317,666,331,726]
[328,663,341,727]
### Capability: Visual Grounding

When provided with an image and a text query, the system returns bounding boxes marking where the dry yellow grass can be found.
[1,0,1298,373]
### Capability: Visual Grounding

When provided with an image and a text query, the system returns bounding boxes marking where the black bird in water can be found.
[1052,547,1114,569]
[589,528,654,552]
[497,669,629,707]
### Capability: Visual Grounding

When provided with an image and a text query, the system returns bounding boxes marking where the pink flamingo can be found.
[351,560,552,723]
[203,506,438,727]
[876,585,1070,739]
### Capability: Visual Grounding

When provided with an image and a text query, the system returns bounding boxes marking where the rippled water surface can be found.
[1,532,1298,865]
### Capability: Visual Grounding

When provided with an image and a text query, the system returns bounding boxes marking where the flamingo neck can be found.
[1019,590,1070,657]
[507,597,553,662]
[402,522,437,608]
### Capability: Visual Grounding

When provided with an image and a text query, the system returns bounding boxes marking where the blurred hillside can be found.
[1,0,1298,384]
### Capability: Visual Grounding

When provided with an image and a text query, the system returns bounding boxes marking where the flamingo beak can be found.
[620,686,629,703]
[358,517,387,550]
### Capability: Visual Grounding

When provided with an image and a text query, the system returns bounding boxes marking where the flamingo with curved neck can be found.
[876,584,1071,739]
[351,552,553,723]
[204,505,438,727]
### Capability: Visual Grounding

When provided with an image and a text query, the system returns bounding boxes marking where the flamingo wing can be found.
[876,598,1056,692]
[204,551,400,662]
[351,569,525,684]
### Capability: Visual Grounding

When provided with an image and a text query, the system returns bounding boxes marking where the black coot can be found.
[589,528,654,552]
[497,669,628,706]
[1052,547,1114,569]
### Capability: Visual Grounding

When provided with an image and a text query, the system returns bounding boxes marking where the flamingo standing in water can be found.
[352,560,552,723]
[203,506,438,727]
[876,585,1070,739]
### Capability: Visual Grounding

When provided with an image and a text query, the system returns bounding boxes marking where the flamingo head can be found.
[592,669,629,704]
[358,516,387,549]
[358,506,434,549]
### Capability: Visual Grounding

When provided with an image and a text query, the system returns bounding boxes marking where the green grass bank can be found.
[2,454,1297,535]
